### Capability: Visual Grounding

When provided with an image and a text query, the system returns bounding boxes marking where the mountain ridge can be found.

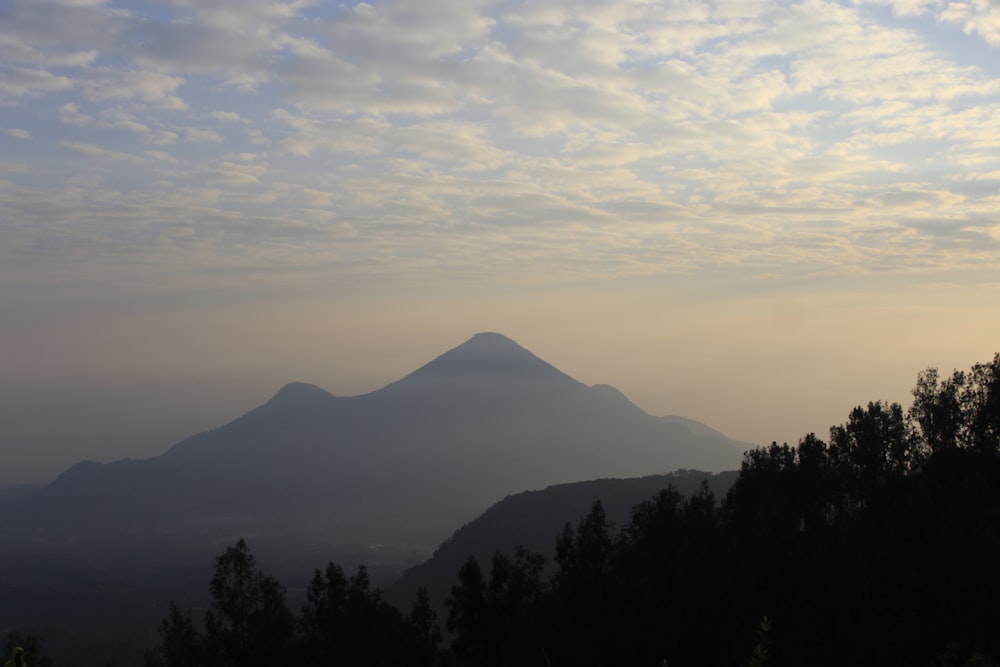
[16,332,748,549]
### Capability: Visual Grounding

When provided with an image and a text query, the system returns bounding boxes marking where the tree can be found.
[723,441,801,543]
[908,355,1000,457]
[407,587,443,667]
[144,602,203,667]
[298,562,426,666]
[829,401,909,508]
[448,556,487,665]
[554,500,615,587]
[547,501,619,666]
[960,353,1000,454]
[746,616,773,667]
[447,548,547,667]
[204,539,293,667]
[617,483,745,666]
[910,367,964,455]
[2,632,53,667]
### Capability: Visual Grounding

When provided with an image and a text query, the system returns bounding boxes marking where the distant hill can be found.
[386,470,739,619]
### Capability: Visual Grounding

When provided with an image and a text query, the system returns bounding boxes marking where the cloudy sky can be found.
[2,0,1000,485]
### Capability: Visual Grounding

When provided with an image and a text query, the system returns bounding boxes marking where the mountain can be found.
[18,332,747,549]
[385,470,740,619]
[1,333,749,665]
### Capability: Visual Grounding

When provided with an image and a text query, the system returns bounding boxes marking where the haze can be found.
[2,0,999,486]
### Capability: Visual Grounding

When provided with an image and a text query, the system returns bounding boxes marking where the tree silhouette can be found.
[144,602,203,667]
[298,561,434,666]
[447,547,547,667]
[2,632,52,667]
[448,556,488,665]
[829,400,909,508]
[204,539,293,667]
[407,587,443,667]
[961,353,1000,454]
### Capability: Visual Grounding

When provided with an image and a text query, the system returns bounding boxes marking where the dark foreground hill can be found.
[386,469,739,619]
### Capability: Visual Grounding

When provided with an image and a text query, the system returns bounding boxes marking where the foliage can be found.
[447,547,547,667]
[147,540,441,667]
[3,632,53,667]
[746,616,772,667]
[144,602,202,667]
[298,561,437,666]
[203,539,293,667]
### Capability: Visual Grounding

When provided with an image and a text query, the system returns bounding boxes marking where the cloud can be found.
[211,111,248,123]
[2,128,32,140]
[89,109,179,145]
[272,111,391,157]
[204,160,268,185]
[57,102,93,126]
[0,66,73,98]
[185,127,225,144]
[87,68,188,109]
[938,0,1000,47]
[61,140,141,160]
[856,0,938,17]
[0,0,997,300]
[132,17,274,81]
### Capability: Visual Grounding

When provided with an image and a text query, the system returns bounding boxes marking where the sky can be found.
[2,0,1000,486]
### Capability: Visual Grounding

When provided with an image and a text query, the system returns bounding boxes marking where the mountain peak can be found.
[266,382,336,407]
[468,331,517,345]
[405,333,579,383]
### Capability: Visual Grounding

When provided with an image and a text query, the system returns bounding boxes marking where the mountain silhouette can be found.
[18,332,747,548]
[2,333,750,666]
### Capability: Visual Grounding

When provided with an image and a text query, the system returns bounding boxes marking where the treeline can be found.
[146,354,1000,667]
[144,544,440,667]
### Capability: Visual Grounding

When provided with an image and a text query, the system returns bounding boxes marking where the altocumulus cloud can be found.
[0,0,998,294]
